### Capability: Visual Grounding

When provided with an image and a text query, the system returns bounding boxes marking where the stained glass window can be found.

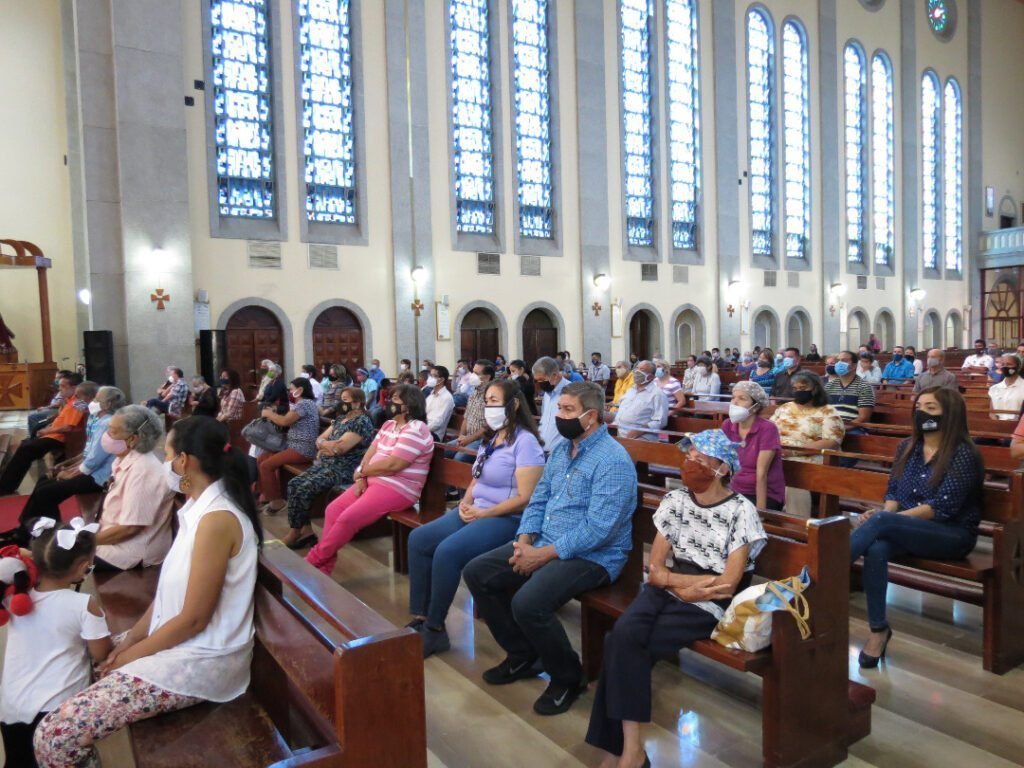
[927,0,951,35]
[450,0,495,235]
[621,0,655,247]
[747,8,774,257]
[511,0,553,239]
[871,53,895,267]
[921,71,941,270]
[943,78,962,272]
[843,43,866,264]
[781,20,810,260]
[211,0,275,219]
[665,0,700,250]
[298,0,355,225]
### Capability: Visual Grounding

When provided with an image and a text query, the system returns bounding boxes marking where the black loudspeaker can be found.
[199,330,227,388]
[83,330,116,386]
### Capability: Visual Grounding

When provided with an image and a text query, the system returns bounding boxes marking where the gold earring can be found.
[180,472,191,491]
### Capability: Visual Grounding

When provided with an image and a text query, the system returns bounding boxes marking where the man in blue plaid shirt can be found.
[463,382,636,717]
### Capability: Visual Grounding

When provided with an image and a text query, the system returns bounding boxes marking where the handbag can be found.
[711,566,811,652]
[241,417,288,453]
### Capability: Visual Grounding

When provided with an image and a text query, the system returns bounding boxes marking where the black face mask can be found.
[555,413,589,440]
[793,390,813,405]
[386,402,403,418]
[1001,367,1018,378]
[825,365,836,376]
[539,380,555,393]
[914,410,941,433]
[905,354,915,362]
[337,402,353,415]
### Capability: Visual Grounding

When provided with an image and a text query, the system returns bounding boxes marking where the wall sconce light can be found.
[909,288,927,303]
[151,248,167,262]
[726,280,746,318]
[828,282,847,316]
[77,289,91,306]
[593,273,611,291]
[410,265,428,287]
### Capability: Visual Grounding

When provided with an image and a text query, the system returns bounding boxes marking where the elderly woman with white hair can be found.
[255,360,288,412]
[19,385,128,526]
[721,380,786,510]
[92,405,176,570]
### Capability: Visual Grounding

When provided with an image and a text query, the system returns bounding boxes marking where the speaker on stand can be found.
[83,330,116,386]
[199,330,227,388]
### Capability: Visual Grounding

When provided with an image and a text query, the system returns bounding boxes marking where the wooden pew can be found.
[95,543,426,768]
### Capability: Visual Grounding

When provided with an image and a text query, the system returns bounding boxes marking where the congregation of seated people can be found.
[1,341,1023,767]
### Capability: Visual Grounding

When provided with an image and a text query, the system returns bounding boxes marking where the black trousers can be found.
[585,585,718,756]
[740,492,784,511]
[20,474,103,525]
[0,438,62,495]
[2,711,46,768]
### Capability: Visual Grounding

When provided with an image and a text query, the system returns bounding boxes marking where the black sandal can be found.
[287,533,318,550]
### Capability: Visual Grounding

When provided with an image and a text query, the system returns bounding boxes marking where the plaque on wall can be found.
[435,302,451,340]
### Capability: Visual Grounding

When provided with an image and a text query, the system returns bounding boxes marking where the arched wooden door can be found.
[459,308,499,364]
[629,310,653,360]
[225,306,285,388]
[521,308,558,365]
[312,306,363,375]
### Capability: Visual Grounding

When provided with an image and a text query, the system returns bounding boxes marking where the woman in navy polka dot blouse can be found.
[849,386,983,668]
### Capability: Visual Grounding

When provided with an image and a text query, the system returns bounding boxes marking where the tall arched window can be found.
[921,71,941,270]
[843,43,867,264]
[746,8,775,257]
[943,78,963,273]
[781,20,810,260]
[511,0,553,240]
[298,0,356,225]
[211,0,275,219]
[871,52,895,268]
[621,0,655,247]
[665,0,701,251]
[450,0,495,235]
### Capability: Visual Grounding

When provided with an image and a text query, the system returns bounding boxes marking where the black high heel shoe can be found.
[858,626,893,668]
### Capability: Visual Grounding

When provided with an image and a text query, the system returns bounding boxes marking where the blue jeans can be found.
[444,438,480,465]
[453,393,469,408]
[27,409,57,439]
[850,513,975,629]
[407,508,521,627]
[463,543,610,686]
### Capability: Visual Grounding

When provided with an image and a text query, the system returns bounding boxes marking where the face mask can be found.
[859,352,871,359]
[632,371,650,387]
[369,364,378,371]
[655,367,665,378]
[219,377,229,386]
[825,365,836,376]
[386,402,403,418]
[555,411,591,440]
[72,399,88,412]
[682,459,720,494]
[591,358,599,365]
[425,376,438,388]
[775,354,784,363]
[615,367,628,377]
[1001,367,1018,378]
[914,410,941,433]
[905,354,915,362]
[163,458,183,493]
[467,373,482,387]
[456,367,466,377]
[927,358,941,369]
[743,356,752,363]
[301,372,311,379]
[484,406,507,431]
[793,390,813,405]
[509,372,520,380]
[289,391,299,403]
[834,362,851,377]
[337,402,353,415]
[781,357,795,369]
[728,404,751,424]
[697,366,709,377]
[400,364,409,371]
[88,401,102,416]
[892,354,903,362]
[539,380,555,393]
[100,431,128,455]
[266,370,278,379]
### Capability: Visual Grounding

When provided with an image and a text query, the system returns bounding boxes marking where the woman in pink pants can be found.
[306,384,435,575]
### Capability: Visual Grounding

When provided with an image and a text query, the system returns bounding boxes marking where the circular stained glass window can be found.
[926,0,956,40]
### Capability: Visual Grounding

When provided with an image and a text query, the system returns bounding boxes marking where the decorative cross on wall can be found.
[592,302,602,317]
[410,299,425,317]
[151,288,171,311]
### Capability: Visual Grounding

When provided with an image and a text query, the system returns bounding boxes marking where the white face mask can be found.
[87,401,102,416]
[467,373,482,387]
[484,406,507,431]
[425,376,438,388]
[728,404,751,424]
[509,372,520,380]
[400,364,409,371]
[163,458,183,493]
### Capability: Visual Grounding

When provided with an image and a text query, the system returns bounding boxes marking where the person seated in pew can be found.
[187,376,219,418]
[281,387,376,550]
[216,369,246,423]
[424,365,456,441]
[19,386,127,526]
[722,381,785,510]
[825,351,875,433]
[534,356,571,454]
[26,370,75,439]
[585,429,767,768]
[688,356,722,402]
[507,359,537,415]
[735,351,757,376]
[914,349,959,393]
[306,384,435,576]
[145,367,188,416]
[255,378,320,514]
[299,364,324,405]
[988,354,1024,420]
[589,353,611,388]
[804,343,823,363]
[850,387,983,668]
[613,361,667,441]
[319,363,352,418]
[92,406,175,571]
[608,361,633,412]
[881,346,915,384]
[0,381,97,497]
[406,380,545,657]
[463,382,636,716]
[680,355,699,392]
[905,346,923,376]
[770,372,845,461]
[33,416,263,768]
[652,358,685,411]
[961,338,994,373]
[856,351,882,385]
[748,354,776,394]
[446,360,494,465]
[771,347,803,400]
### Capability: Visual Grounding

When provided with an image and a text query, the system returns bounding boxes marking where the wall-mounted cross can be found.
[411,299,425,316]
[591,302,602,317]
[151,288,171,311]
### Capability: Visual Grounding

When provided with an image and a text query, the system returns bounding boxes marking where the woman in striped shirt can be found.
[306,384,435,576]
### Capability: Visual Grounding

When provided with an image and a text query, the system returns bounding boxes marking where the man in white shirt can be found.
[988,355,1024,420]
[425,365,456,440]
[588,352,610,387]
[533,356,569,454]
[904,346,924,376]
[962,339,994,372]
[613,360,668,441]
[301,365,324,405]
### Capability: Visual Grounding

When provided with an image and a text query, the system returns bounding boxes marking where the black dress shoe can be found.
[286,533,318,550]
[858,626,893,668]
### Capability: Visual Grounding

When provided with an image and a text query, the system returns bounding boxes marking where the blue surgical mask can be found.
[781,357,795,369]
[834,361,850,376]
[655,367,665,378]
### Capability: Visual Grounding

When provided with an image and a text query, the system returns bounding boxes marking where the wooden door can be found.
[459,308,500,363]
[225,306,284,388]
[312,306,363,375]
[629,311,652,360]
[522,309,558,365]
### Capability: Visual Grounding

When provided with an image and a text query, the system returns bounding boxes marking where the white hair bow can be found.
[56,517,100,550]
[31,518,56,538]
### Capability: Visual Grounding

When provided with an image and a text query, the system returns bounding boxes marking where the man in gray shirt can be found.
[914,348,960,393]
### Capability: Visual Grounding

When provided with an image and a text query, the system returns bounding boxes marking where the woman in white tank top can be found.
[34,416,264,768]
